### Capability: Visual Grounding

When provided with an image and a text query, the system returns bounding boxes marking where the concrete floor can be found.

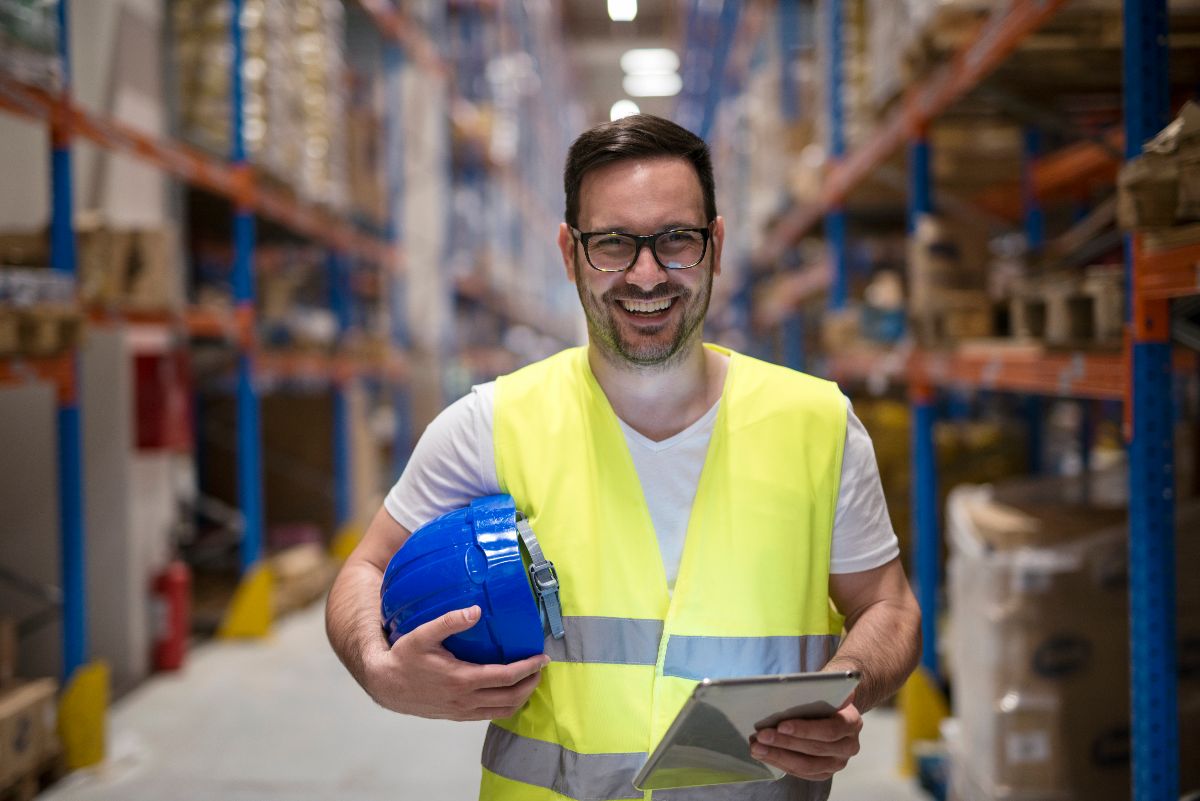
[41,602,930,801]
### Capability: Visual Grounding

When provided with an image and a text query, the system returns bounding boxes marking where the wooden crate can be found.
[15,307,83,357]
[0,679,59,800]
[0,309,18,357]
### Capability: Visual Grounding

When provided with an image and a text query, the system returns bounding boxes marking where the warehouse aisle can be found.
[40,603,928,801]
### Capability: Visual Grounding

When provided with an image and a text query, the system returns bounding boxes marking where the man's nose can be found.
[624,244,667,292]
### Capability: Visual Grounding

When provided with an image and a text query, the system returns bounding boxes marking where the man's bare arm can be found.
[325,504,549,720]
[325,505,411,691]
[824,556,922,712]
[750,556,921,779]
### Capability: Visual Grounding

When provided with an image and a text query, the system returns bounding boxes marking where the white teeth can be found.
[619,298,672,313]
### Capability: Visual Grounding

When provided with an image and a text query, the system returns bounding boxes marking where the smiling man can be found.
[326,114,921,801]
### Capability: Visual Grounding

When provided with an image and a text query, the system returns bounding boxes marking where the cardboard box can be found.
[78,227,176,312]
[0,678,57,790]
[950,485,1200,800]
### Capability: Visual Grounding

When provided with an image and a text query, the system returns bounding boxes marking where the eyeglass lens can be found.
[588,230,706,271]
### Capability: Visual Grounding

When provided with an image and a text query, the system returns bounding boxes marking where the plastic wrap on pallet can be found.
[172,0,347,210]
[945,476,1200,801]
[0,0,61,91]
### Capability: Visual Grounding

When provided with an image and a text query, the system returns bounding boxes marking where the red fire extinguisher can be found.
[152,560,191,671]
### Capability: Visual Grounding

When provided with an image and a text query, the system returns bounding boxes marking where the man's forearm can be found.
[326,559,391,695]
[823,597,921,712]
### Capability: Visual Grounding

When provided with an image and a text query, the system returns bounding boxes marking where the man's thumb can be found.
[410,606,481,647]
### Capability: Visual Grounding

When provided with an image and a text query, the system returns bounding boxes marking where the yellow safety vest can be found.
[483,344,847,801]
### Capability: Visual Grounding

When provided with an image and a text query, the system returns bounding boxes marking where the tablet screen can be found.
[633,671,860,792]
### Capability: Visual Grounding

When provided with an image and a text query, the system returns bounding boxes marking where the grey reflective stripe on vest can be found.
[543,616,663,665]
[662,634,840,681]
[649,776,832,801]
[482,724,644,800]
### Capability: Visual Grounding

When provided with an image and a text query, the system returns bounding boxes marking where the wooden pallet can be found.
[910,289,997,347]
[269,543,338,618]
[1,749,65,801]
[1009,266,1123,347]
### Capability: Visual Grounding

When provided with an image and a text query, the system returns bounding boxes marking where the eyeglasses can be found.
[569,224,712,273]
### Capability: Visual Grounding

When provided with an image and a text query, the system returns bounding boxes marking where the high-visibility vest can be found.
[483,344,847,801]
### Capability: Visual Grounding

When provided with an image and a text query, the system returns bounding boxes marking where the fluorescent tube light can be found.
[623,73,683,97]
[608,0,637,22]
[619,48,679,76]
[610,99,641,121]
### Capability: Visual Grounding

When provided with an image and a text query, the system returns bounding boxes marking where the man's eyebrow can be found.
[585,221,704,233]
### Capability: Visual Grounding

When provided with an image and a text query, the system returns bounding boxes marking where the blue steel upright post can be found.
[1021,127,1045,474]
[229,0,265,573]
[51,0,87,683]
[825,0,848,310]
[383,41,412,479]
[328,250,353,530]
[908,127,939,677]
[1123,1,1178,799]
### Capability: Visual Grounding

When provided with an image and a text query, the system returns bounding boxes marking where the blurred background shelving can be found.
[1,2,1199,800]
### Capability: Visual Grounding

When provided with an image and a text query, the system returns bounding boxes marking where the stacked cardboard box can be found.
[173,0,348,210]
[0,267,80,357]
[0,0,61,91]
[909,214,995,347]
[0,224,179,315]
[1119,101,1200,246]
[946,475,1200,800]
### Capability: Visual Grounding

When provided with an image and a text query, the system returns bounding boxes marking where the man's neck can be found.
[587,339,729,443]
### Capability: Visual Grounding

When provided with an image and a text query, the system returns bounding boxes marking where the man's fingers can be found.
[772,709,861,743]
[470,653,552,689]
[407,606,481,648]
[471,670,542,708]
[750,744,843,779]
[755,729,859,758]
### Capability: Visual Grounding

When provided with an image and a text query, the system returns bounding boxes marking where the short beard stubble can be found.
[572,255,713,372]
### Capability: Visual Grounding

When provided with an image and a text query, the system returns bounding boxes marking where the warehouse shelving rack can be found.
[754,2,1194,797]
[0,0,430,749]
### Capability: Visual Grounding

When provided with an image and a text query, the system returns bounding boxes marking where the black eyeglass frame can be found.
[569,223,713,273]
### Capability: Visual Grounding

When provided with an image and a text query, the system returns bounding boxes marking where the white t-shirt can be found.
[384,383,899,582]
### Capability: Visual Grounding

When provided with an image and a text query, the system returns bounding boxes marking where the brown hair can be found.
[563,114,716,229]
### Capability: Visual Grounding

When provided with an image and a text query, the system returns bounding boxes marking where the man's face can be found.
[558,157,724,369]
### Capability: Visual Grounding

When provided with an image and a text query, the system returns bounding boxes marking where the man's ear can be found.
[558,223,577,284]
[710,216,725,277]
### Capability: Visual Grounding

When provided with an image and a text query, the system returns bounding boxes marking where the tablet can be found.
[632,670,861,792]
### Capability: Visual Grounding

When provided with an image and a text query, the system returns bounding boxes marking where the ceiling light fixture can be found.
[610,99,641,121]
[619,48,679,76]
[608,0,637,22]
[623,73,683,98]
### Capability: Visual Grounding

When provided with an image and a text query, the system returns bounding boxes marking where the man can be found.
[327,114,921,800]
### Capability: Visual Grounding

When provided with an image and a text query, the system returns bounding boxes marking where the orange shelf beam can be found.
[827,344,1128,400]
[0,352,76,404]
[757,0,1071,264]
[255,349,408,385]
[1137,239,1200,301]
[0,74,397,267]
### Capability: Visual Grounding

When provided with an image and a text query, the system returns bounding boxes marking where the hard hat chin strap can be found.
[515,515,566,641]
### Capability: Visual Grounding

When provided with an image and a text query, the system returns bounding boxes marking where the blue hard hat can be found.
[380,494,565,664]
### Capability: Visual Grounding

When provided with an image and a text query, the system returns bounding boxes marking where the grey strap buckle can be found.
[515,515,565,641]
